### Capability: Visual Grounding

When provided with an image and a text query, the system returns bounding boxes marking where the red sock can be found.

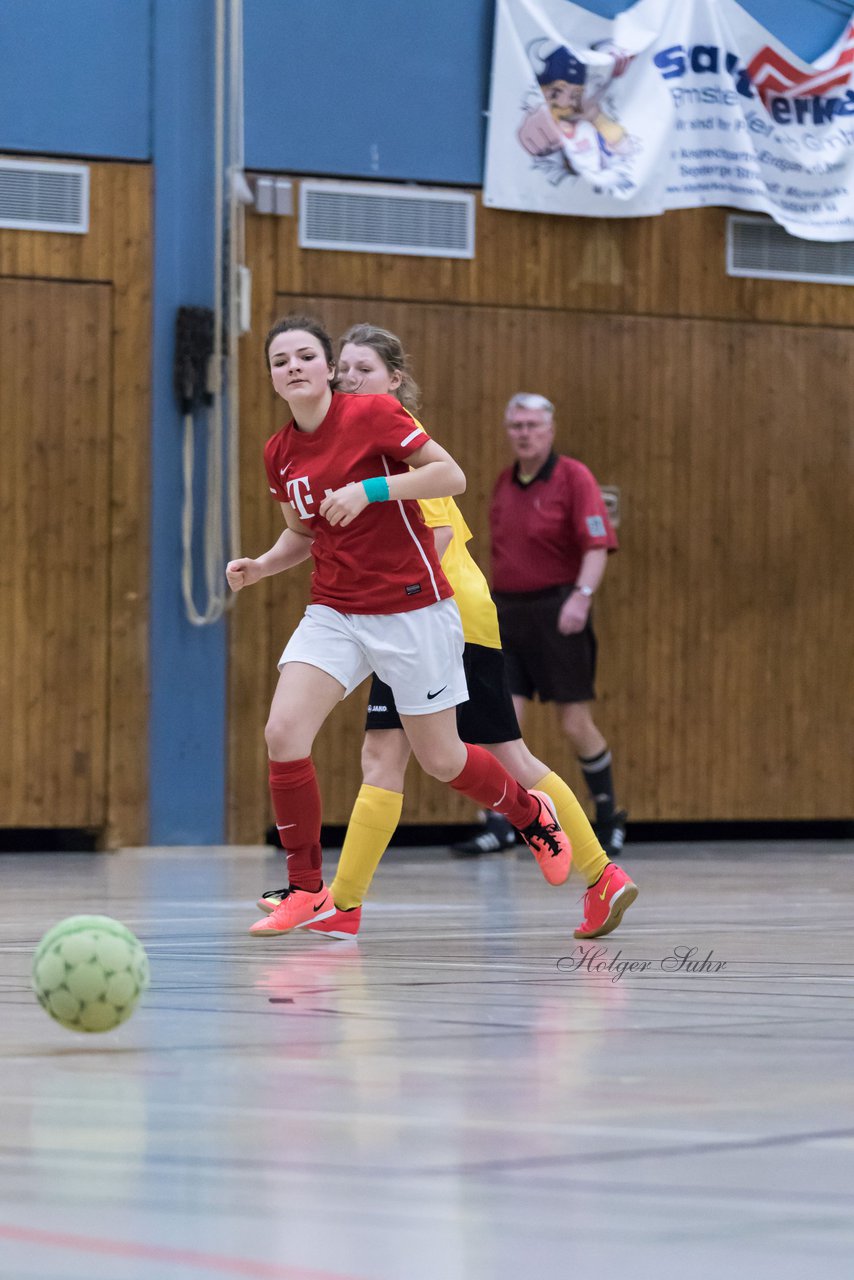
[269,757,323,893]
[449,744,538,829]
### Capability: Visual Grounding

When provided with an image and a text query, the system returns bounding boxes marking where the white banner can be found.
[484,0,854,240]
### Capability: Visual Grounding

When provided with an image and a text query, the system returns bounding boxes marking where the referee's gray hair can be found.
[505,392,555,418]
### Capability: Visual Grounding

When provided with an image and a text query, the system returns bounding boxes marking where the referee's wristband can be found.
[362,476,390,503]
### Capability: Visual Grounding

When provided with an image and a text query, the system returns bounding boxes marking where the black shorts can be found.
[493,586,597,704]
[364,643,521,744]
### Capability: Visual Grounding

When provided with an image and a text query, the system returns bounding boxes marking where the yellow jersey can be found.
[418,496,501,650]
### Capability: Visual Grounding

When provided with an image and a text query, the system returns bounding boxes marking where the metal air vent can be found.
[0,158,89,234]
[727,214,854,285]
[299,180,475,259]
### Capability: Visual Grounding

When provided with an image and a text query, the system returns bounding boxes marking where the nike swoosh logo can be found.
[599,883,610,901]
[313,896,330,913]
[426,686,447,700]
[276,823,296,830]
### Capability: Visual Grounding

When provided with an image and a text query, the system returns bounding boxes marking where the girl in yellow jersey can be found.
[258,324,637,941]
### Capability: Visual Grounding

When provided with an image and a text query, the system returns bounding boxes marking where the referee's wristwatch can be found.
[573,584,594,598]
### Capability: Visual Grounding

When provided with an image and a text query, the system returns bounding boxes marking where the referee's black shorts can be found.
[364,643,521,744]
[493,586,597,705]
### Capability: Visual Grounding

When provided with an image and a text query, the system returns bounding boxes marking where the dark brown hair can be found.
[338,323,421,414]
[264,313,335,371]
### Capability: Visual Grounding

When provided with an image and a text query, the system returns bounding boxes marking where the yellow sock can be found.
[330,784,404,910]
[534,770,609,886]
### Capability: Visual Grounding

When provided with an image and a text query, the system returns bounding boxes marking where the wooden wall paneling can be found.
[106,163,152,845]
[270,194,854,327]
[803,334,852,795]
[606,313,853,820]
[752,323,851,816]
[64,285,112,824]
[0,280,112,826]
[0,159,151,844]
[0,284,29,818]
[228,213,280,843]
[229,202,853,834]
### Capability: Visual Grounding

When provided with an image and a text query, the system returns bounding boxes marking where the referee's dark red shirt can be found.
[490,452,618,594]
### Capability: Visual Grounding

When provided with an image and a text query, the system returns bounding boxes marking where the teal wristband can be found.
[362,476,390,503]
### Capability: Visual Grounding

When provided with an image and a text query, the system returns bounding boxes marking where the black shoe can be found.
[594,809,628,860]
[452,812,517,856]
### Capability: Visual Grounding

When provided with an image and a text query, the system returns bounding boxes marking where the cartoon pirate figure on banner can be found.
[518,39,641,191]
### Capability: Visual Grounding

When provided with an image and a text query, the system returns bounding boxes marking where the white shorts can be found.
[278,597,468,716]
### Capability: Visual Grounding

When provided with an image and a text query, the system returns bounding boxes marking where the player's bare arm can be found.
[319,440,465,529]
[400,440,466,501]
[226,503,313,592]
[432,525,454,560]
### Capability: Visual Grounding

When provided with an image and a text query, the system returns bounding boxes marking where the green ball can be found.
[32,915,150,1034]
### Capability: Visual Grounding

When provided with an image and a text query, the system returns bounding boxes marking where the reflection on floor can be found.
[1,839,853,1280]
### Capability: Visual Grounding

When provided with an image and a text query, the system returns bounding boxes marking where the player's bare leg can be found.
[360,728,410,793]
[264,662,345,761]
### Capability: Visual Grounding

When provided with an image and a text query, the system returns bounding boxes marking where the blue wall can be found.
[0,0,151,159]
[244,0,854,180]
[4,2,852,170]
[149,1,226,843]
[2,0,853,842]
[244,0,495,182]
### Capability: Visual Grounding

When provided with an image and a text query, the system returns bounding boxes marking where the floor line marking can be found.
[0,1223,365,1280]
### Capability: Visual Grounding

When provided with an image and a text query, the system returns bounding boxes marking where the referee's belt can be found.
[492,583,573,604]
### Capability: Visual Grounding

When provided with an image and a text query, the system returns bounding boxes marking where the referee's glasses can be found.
[506,418,551,433]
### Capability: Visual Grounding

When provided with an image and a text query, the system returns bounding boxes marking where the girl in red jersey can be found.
[227,315,571,935]
[256,323,638,942]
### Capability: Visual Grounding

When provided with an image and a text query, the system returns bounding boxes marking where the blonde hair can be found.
[338,323,421,414]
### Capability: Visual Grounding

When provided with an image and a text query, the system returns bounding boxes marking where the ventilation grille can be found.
[299,180,475,259]
[727,214,854,285]
[0,159,89,234]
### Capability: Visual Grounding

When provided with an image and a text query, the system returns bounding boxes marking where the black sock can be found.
[579,748,616,826]
[486,811,514,832]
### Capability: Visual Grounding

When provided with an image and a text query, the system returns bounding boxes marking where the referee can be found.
[488,392,626,858]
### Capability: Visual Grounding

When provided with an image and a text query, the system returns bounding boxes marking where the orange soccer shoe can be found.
[306,905,362,940]
[249,884,335,937]
[518,790,572,885]
[574,863,638,939]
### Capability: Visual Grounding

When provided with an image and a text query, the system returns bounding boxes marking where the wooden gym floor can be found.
[1,839,853,1280]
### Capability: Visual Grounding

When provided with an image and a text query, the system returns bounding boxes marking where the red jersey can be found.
[490,453,618,593]
[264,392,453,614]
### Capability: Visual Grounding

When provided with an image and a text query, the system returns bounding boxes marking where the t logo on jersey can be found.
[286,475,315,519]
[586,515,606,537]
